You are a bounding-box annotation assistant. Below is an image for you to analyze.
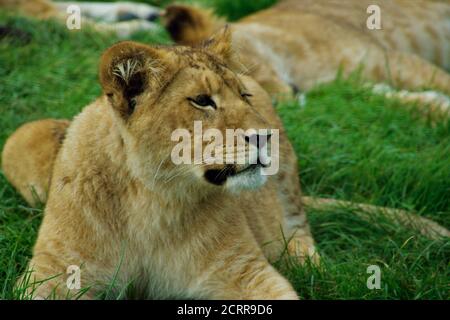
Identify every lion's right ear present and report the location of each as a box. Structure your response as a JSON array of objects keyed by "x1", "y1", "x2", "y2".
[{"x1": 99, "y1": 41, "x2": 173, "y2": 118}]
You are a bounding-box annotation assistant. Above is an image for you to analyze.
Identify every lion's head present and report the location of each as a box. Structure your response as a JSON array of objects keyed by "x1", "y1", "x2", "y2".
[{"x1": 99, "y1": 28, "x2": 278, "y2": 195}]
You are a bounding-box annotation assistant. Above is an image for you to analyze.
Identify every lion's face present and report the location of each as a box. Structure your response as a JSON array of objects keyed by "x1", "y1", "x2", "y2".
[{"x1": 99, "y1": 29, "x2": 276, "y2": 193}]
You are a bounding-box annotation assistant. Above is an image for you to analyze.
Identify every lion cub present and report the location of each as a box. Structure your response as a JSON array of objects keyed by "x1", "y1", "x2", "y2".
[{"x1": 8, "y1": 28, "x2": 316, "y2": 299}]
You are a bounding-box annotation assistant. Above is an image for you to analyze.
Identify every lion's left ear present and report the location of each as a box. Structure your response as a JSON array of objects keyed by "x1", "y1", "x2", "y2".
[
  {"x1": 99, "y1": 41, "x2": 174, "y2": 118},
  {"x1": 203, "y1": 25, "x2": 233, "y2": 62}
]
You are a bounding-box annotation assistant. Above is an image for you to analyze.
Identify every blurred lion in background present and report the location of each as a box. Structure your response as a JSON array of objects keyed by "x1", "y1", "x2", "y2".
[
  {"x1": 0, "y1": 0, "x2": 160, "y2": 37},
  {"x1": 163, "y1": 0, "x2": 450, "y2": 116}
]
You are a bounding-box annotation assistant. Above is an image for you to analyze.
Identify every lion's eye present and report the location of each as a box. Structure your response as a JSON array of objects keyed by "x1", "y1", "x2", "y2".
[
  {"x1": 241, "y1": 93, "x2": 253, "y2": 98},
  {"x1": 188, "y1": 94, "x2": 216, "y2": 109}
]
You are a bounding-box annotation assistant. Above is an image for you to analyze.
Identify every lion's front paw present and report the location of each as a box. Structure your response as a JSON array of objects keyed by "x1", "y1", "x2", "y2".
[{"x1": 287, "y1": 237, "x2": 320, "y2": 266}]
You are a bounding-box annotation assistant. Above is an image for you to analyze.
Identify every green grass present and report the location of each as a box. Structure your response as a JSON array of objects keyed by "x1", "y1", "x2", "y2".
[
  {"x1": 196, "y1": 0, "x2": 277, "y2": 21},
  {"x1": 0, "y1": 8, "x2": 449, "y2": 299},
  {"x1": 278, "y1": 79, "x2": 450, "y2": 228}
]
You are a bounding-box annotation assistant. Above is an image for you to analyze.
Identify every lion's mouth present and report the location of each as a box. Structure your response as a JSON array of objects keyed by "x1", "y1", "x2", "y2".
[{"x1": 204, "y1": 164, "x2": 260, "y2": 185}]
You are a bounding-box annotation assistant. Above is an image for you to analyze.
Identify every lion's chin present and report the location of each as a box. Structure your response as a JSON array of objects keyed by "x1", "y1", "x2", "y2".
[
  {"x1": 225, "y1": 164, "x2": 268, "y2": 192},
  {"x1": 203, "y1": 164, "x2": 268, "y2": 192}
]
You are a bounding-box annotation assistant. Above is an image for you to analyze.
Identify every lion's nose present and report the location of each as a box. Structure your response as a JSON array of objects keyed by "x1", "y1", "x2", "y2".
[{"x1": 244, "y1": 132, "x2": 272, "y2": 149}]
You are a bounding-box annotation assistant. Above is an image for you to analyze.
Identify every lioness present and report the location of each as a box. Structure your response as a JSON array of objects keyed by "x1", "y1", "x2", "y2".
[
  {"x1": 163, "y1": 0, "x2": 450, "y2": 114},
  {"x1": 6, "y1": 28, "x2": 316, "y2": 299}
]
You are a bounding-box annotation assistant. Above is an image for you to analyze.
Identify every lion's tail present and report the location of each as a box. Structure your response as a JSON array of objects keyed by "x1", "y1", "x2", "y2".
[{"x1": 302, "y1": 196, "x2": 450, "y2": 240}]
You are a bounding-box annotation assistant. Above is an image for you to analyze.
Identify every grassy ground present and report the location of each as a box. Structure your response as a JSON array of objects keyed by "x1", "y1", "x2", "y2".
[{"x1": 0, "y1": 3, "x2": 449, "y2": 299}]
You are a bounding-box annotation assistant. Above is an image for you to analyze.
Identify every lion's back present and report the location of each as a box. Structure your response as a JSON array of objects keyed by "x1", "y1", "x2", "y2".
[{"x1": 1, "y1": 118, "x2": 69, "y2": 206}]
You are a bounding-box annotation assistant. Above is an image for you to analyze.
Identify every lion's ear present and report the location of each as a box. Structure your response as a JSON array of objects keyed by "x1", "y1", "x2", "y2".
[
  {"x1": 203, "y1": 25, "x2": 233, "y2": 62},
  {"x1": 99, "y1": 41, "x2": 172, "y2": 118},
  {"x1": 203, "y1": 26, "x2": 250, "y2": 75},
  {"x1": 163, "y1": 4, "x2": 225, "y2": 46}
]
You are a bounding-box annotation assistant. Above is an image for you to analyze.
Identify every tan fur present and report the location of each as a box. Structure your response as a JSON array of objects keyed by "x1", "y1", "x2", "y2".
[
  {"x1": 163, "y1": 4, "x2": 226, "y2": 47},
  {"x1": 163, "y1": 0, "x2": 450, "y2": 112},
  {"x1": 1, "y1": 119, "x2": 70, "y2": 206},
  {"x1": 302, "y1": 197, "x2": 450, "y2": 240},
  {"x1": 0, "y1": 0, "x2": 58, "y2": 19},
  {"x1": 7, "y1": 31, "x2": 319, "y2": 299}
]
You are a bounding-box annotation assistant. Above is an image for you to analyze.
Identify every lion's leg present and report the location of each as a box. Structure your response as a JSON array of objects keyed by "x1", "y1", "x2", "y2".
[
  {"x1": 202, "y1": 267, "x2": 298, "y2": 300},
  {"x1": 282, "y1": 197, "x2": 319, "y2": 265},
  {"x1": 1, "y1": 119, "x2": 69, "y2": 207},
  {"x1": 276, "y1": 140, "x2": 319, "y2": 264},
  {"x1": 17, "y1": 255, "x2": 97, "y2": 300},
  {"x1": 195, "y1": 246, "x2": 298, "y2": 300},
  {"x1": 283, "y1": 211, "x2": 319, "y2": 265},
  {"x1": 368, "y1": 50, "x2": 450, "y2": 97},
  {"x1": 371, "y1": 83, "x2": 450, "y2": 120}
]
